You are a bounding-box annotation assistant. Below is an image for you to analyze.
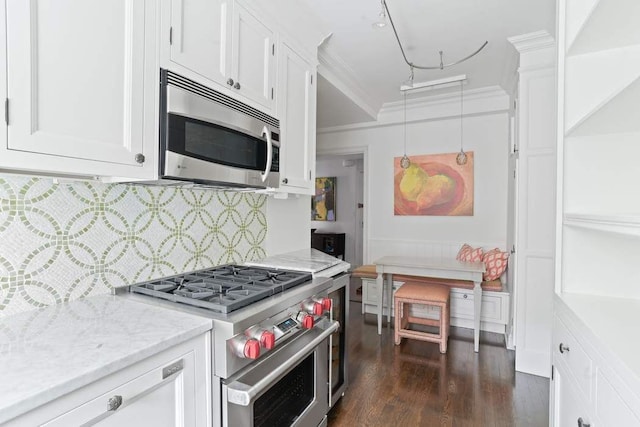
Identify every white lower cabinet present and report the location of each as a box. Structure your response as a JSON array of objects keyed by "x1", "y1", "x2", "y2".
[
  {"x1": 7, "y1": 333, "x2": 211, "y2": 427},
  {"x1": 361, "y1": 278, "x2": 510, "y2": 334},
  {"x1": 551, "y1": 363, "x2": 594, "y2": 427},
  {"x1": 551, "y1": 310, "x2": 640, "y2": 427}
]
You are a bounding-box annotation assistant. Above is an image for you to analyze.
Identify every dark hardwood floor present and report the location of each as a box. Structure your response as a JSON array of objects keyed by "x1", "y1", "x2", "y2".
[{"x1": 328, "y1": 301, "x2": 549, "y2": 427}]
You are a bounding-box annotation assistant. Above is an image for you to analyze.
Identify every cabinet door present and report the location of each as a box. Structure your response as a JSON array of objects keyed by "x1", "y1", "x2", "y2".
[
  {"x1": 551, "y1": 364, "x2": 595, "y2": 427},
  {"x1": 5, "y1": 0, "x2": 156, "y2": 178},
  {"x1": 277, "y1": 43, "x2": 316, "y2": 194},
  {"x1": 169, "y1": 0, "x2": 230, "y2": 87},
  {"x1": 231, "y1": 2, "x2": 276, "y2": 111},
  {"x1": 0, "y1": 0, "x2": 6, "y2": 153}
]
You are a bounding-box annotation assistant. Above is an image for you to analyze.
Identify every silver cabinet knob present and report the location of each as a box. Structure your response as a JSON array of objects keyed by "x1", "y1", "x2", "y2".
[
  {"x1": 107, "y1": 395, "x2": 123, "y2": 411},
  {"x1": 227, "y1": 78, "x2": 234, "y2": 86},
  {"x1": 234, "y1": 82, "x2": 241, "y2": 89},
  {"x1": 134, "y1": 153, "x2": 145, "y2": 164},
  {"x1": 463, "y1": 294, "x2": 468, "y2": 299},
  {"x1": 577, "y1": 417, "x2": 590, "y2": 427},
  {"x1": 559, "y1": 343, "x2": 570, "y2": 354}
]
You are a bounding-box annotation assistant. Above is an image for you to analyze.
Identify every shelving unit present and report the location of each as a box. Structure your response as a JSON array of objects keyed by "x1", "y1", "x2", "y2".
[
  {"x1": 558, "y1": 0, "x2": 640, "y2": 298},
  {"x1": 553, "y1": 0, "x2": 640, "y2": 424}
]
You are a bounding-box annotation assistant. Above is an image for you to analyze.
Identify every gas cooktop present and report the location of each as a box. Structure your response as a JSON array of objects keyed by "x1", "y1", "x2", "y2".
[{"x1": 130, "y1": 265, "x2": 312, "y2": 313}]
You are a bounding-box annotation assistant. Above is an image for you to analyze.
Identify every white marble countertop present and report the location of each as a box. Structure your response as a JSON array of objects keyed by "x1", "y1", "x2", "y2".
[
  {"x1": 0, "y1": 294, "x2": 213, "y2": 424},
  {"x1": 246, "y1": 248, "x2": 350, "y2": 276}
]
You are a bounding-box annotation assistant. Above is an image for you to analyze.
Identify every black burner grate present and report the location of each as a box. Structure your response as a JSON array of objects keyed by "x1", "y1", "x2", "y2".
[{"x1": 130, "y1": 264, "x2": 312, "y2": 313}]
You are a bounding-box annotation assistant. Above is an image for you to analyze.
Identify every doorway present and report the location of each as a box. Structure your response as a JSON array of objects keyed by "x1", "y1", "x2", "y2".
[{"x1": 313, "y1": 152, "x2": 366, "y2": 301}]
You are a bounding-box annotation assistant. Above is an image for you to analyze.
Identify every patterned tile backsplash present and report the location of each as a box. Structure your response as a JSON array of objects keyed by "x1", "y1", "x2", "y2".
[{"x1": 0, "y1": 175, "x2": 267, "y2": 317}]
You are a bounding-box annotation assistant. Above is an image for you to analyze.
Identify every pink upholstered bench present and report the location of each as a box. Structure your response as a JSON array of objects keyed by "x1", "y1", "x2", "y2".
[{"x1": 394, "y1": 281, "x2": 450, "y2": 353}]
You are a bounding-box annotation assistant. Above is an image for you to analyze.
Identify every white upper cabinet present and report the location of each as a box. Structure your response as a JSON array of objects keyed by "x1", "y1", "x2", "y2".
[
  {"x1": 276, "y1": 42, "x2": 316, "y2": 194},
  {"x1": 3, "y1": 0, "x2": 158, "y2": 179},
  {"x1": 168, "y1": 0, "x2": 230, "y2": 87},
  {"x1": 164, "y1": 0, "x2": 276, "y2": 113},
  {"x1": 231, "y1": 2, "x2": 276, "y2": 111}
]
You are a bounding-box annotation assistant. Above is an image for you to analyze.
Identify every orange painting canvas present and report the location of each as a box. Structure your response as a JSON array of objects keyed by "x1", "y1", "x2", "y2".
[{"x1": 394, "y1": 152, "x2": 474, "y2": 216}]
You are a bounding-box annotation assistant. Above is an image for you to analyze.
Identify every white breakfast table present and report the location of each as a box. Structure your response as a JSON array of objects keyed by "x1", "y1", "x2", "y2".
[{"x1": 374, "y1": 256, "x2": 486, "y2": 352}]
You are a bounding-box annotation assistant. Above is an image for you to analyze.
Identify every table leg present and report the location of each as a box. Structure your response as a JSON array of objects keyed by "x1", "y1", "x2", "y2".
[
  {"x1": 376, "y1": 272, "x2": 384, "y2": 335},
  {"x1": 473, "y1": 281, "x2": 482, "y2": 352},
  {"x1": 386, "y1": 273, "x2": 393, "y2": 326}
]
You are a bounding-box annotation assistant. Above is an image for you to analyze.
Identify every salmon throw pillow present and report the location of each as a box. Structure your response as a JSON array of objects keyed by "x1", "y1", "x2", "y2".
[
  {"x1": 482, "y1": 249, "x2": 509, "y2": 281},
  {"x1": 456, "y1": 244, "x2": 484, "y2": 262}
]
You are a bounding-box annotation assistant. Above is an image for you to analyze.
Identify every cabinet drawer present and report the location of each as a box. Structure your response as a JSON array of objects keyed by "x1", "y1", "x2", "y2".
[
  {"x1": 596, "y1": 370, "x2": 639, "y2": 426},
  {"x1": 362, "y1": 278, "x2": 403, "y2": 307},
  {"x1": 553, "y1": 316, "x2": 593, "y2": 402},
  {"x1": 449, "y1": 290, "x2": 508, "y2": 324}
]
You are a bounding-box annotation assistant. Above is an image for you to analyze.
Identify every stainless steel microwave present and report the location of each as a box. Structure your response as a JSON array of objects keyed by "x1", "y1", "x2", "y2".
[{"x1": 155, "y1": 69, "x2": 280, "y2": 190}]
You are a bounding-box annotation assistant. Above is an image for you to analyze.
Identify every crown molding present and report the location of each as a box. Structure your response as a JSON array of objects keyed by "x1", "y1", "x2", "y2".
[
  {"x1": 317, "y1": 86, "x2": 509, "y2": 134},
  {"x1": 508, "y1": 30, "x2": 555, "y2": 53},
  {"x1": 317, "y1": 47, "x2": 380, "y2": 120}
]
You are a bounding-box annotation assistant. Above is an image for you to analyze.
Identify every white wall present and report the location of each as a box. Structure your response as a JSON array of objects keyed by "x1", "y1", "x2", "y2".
[
  {"x1": 312, "y1": 156, "x2": 362, "y2": 264},
  {"x1": 317, "y1": 88, "x2": 510, "y2": 263},
  {"x1": 265, "y1": 195, "x2": 312, "y2": 255}
]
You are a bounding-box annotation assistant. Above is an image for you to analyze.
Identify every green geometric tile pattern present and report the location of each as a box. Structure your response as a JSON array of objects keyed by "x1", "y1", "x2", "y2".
[{"x1": 0, "y1": 175, "x2": 267, "y2": 317}]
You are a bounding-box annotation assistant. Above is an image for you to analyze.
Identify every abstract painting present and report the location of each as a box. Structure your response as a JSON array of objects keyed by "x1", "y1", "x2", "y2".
[
  {"x1": 312, "y1": 177, "x2": 336, "y2": 221},
  {"x1": 394, "y1": 152, "x2": 474, "y2": 216}
]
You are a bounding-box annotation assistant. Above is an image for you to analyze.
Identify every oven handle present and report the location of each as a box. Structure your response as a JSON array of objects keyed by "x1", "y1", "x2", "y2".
[{"x1": 226, "y1": 320, "x2": 339, "y2": 406}]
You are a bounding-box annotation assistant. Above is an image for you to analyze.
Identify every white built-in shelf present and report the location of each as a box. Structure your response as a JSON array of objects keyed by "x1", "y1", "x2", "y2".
[
  {"x1": 567, "y1": 78, "x2": 640, "y2": 137},
  {"x1": 567, "y1": 0, "x2": 640, "y2": 55},
  {"x1": 564, "y1": 45, "x2": 640, "y2": 134},
  {"x1": 564, "y1": 213, "x2": 640, "y2": 237},
  {"x1": 564, "y1": 0, "x2": 600, "y2": 53}
]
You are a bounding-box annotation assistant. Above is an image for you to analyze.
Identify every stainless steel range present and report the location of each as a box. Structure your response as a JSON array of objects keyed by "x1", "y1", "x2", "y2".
[{"x1": 122, "y1": 264, "x2": 338, "y2": 427}]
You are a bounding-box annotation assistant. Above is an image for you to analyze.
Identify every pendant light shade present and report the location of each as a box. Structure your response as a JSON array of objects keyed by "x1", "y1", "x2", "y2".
[{"x1": 372, "y1": 0, "x2": 387, "y2": 29}]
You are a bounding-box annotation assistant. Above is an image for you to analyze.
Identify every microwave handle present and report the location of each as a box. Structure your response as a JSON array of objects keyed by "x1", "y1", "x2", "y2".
[{"x1": 260, "y1": 126, "x2": 272, "y2": 182}]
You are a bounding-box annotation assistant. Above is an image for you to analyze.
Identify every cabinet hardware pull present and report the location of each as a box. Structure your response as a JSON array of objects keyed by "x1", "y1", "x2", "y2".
[
  {"x1": 559, "y1": 343, "x2": 570, "y2": 354},
  {"x1": 577, "y1": 417, "x2": 590, "y2": 427},
  {"x1": 107, "y1": 395, "x2": 123, "y2": 411},
  {"x1": 282, "y1": 178, "x2": 288, "y2": 184},
  {"x1": 463, "y1": 294, "x2": 468, "y2": 299},
  {"x1": 234, "y1": 82, "x2": 241, "y2": 90},
  {"x1": 134, "y1": 153, "x2": 145, "y2": 164},
  {"x1": 162, "y1": 359, "x2": 184, "y2": 379},
  {"x1": 227, "y1": 78, "x2": 234, "y2": 86},
  {"x1": 4, "y1": 98, "x2": 8, "y2": 125},
  {"x1": 169, "y1": 27, "x2": 173, "y2": 45}
]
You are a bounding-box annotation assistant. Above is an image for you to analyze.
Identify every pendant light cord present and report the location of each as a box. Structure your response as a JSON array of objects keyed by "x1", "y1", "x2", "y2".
[
  {"x1": 460, "y1": 80, "x2": 463, "y2": 152},
  {"x1": 403, "y1": 91, "x2": 407, "y2": 155}
]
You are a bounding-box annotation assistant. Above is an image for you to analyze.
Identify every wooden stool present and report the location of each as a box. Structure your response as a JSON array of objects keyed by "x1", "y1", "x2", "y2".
[{"x1": 394, "y1": 282, "x2": 450, "y2": 353}]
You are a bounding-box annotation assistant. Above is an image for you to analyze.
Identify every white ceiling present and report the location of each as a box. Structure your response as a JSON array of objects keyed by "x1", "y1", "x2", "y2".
[{"x1": 301, "y1": 0, "x2": 556, "y2": 128}]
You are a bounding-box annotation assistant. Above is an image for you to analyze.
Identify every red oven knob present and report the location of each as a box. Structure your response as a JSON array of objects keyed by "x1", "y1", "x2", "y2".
[
  {"x1": 244, "y1": 339, "x2": 260, "y2": 359},
  {"x1": 312, "y1": 302, "x2": 323, "y2": 316},
  {"x1": 302, "y1": 315, "x2": 314, "y2": 329},
  {"x1": 301, "y1": 299, "x2": 323, "y2": 316},
  {"x1": 260, "y1": 331, "x2": 275, "y2": 350},
  {"x1": 321, "y1": 297, "x2": 332, "y2": 311}
]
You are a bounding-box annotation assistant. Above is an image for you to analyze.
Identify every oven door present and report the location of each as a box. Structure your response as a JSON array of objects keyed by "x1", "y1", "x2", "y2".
[{"x1": 222, "y1": 319, "x2": 339, "y2": 427}]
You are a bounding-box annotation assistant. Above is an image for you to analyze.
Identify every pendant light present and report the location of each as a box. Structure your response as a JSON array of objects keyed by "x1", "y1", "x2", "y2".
[
  {"x1": 372, "y1": 0, "x2": 387, "y2": 29},
  {"x1": 456, "y1": 80, "x2": 468, "y2": 166},
  {"x1": 400, "y1": 91, "x2": 410, "y2": 169}
]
